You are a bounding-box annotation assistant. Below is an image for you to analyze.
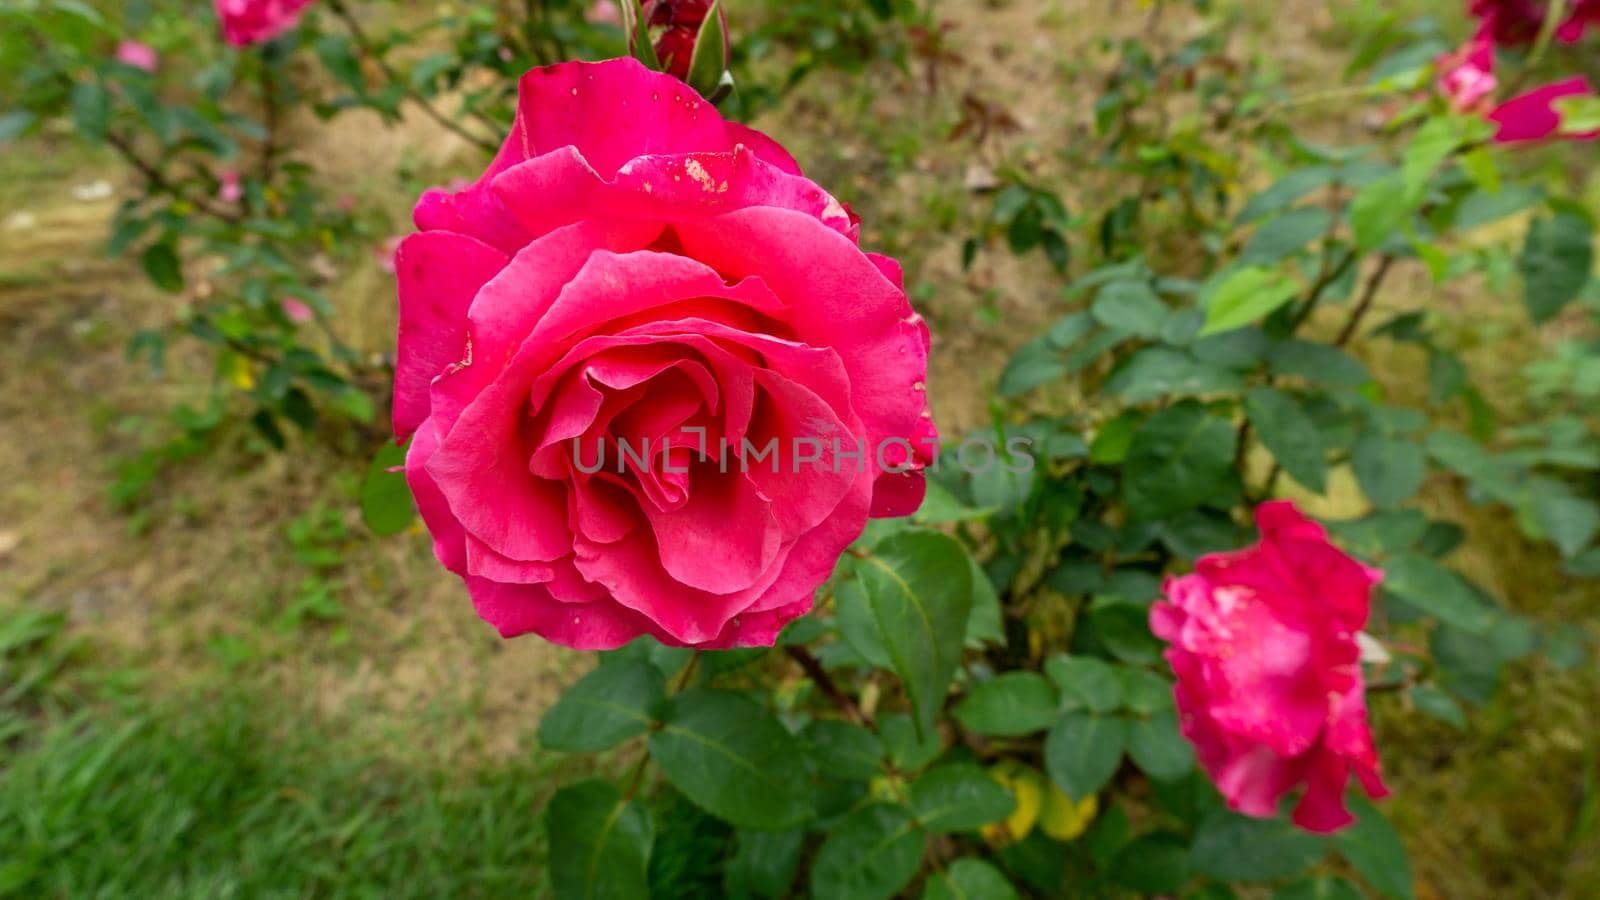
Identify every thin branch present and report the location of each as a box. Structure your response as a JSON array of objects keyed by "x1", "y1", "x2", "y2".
[
  {"x1": 786, "y1": 645, "x2": 867, "y2": 725},
  {"x1": 325, "y1": 0, "x2": 499, "y2": 153},
  {"x1": 106, "y1": 131, "x2": 242, "y2": 222},
  {"x1": 1336, "y1": 254, "x2": 1398, "y2": 347}
]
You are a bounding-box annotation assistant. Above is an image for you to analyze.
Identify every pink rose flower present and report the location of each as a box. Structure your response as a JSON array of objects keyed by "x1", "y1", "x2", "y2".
[
  {"x1": 115, "y1": 41, "x2": 160, "y2": 73},
  {"x1": 214, "y1": 0, "x2": 315, "y2": 48},
  {"x1": 586, "y1": 0, "x2": 622, "y2": 25},
  {"x1": 1469, "y1": 0, "x2": 1600, "y2": 45},
  {"x1": 1436, "y1": 30, "x2": 1497, "y2": 113},
  {"x1": 1489, "y1": 75, "x2": 1599, "y2": 142},
  {"x1": 218, "y1": 170, "x2": 243, "y2": 204},
  {"x1": 395, "y1": 59, "x2": 934, "y2": 651},
  {"x1": 643, "y1": 0, "x2": 717, "y2": 80},
  {"x1": 1151, "y1": 501, "x2": 1389, "y2": 834},
  {"x1": 281, "y1": 296, "x2": 314, "y2": 323}
]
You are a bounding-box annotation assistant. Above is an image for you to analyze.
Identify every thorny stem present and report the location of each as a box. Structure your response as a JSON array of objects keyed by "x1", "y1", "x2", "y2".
[
  {"x1": 786, "y1": 645, "x2": 867, "y2": 725},
  {"x1": 106, "y1": 131, "x2": 242, "y2": 223},
  {"x1": 325, "y1": 0, "x2": 499, "y2": 153}
]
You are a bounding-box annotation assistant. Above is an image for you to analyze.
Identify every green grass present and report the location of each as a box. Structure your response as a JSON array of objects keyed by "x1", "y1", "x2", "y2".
[{"x1": 0, "y1": 613, "x2": 571, "y2": 899}]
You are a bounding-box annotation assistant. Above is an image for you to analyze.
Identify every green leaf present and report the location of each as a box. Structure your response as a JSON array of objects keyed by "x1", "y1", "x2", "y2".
[
  {"x1": 1189, "y1": 810, "x2": 1327, "y2": 881},
  {"x1": 1200, "y1": 266, "x2": 1305, "y2": 337},
  {"x1": 0, "y1": 110, "x2": 35, "y2": 143},
  {"x1": 1237, "y1": 167, "x2": 1337, "y2": 224},
  {"x1": 1104, "y1": 348, "x2": 1246, "y2": 404},
  {"x1": 1245, "y1": 388, "x2": 1328, "y2": 492},
  {"x1": 1240, "y1": 207, "x2": 1332, "y2": 265},
  {"x1": 998, "y1": 338, "x2": 1066, "y2": 397},
  {"x1": 1088, "y1": 602, "x2": 1164, "y2": 664},
  {"x1": 723, "y1": 828, "x2": 804, "y2": 899},
  {"x1": 1401, "y1": 116, "x2": 1463, "y2": 205},
  {"x1": 359, "y1": 441, "x2": 416, "y2": 537},
  {"x1": 1519, "y1": 212, "x2": 1594, "y2": 323},
  {"x1": 649, "y1": 689, "x2": 813, "y2": 830},
  {"x1": 964, "y1": 557, "x2": 1005, "y2": 648},
  {"x1": 69, "y1": 80, "x2": 110, "y2": 142},
  {"x1": 804, "y1": 720, "x2": 884, "y2": 782},
  {"x1": 922, "y1": 858, "x2": 1020, "y2": 900},
  {"x1": 685, "y1": 1, "x2": 730, "y2": 102},
  {"x1": 1266, "y1": 340, "x2": 1372, "y2": 386},
  {"x1": 953, "y1": 673, "x2": 1059, "y2": 736},
  {"x1": 880, "y1": 712, "x2": 945, "y2": 772},
  {"x1": 1533, "y1": 491, "x2": 1600, "y2": 558},
  {"x1": 1126, "y1": 710, "x2": 1195, "y2": 780},
  {"x1": 1409, "y1": 684, "x2": 1466, "y2": 729},
  {"x1": 539, "y1": 661, "x2": 665, "y2": 752},
  {"x1": 1122, "y1": 401, "x2": 1237, "y2": 521},
  {"x1": 1333, "y1": 795, "x2": 1414, "y2": 900},
  {"x1": 1091, "y1": 281, "x2": 1170, "y2": 338},
  {"x1": 1045, "y1": 655, "x2": 1123, "y2": 713},
  {"x1": 1275, "y1": 877, "x2": 1366, "y2": 900},
  {"x1": 853, "y1": 531, "x2": 974, "y2": 738},
  {"x1": 1350, "y1": 172, "x2": 1409, "y2": 252},
  {"x1": 909, "y1": 764, "x2": 1016, "y2": 833},
  {"x1": 546, "y1": 779, "x2": 654, "y2": 900},
  {"x1": 1352, "y1": 431, "x2": 1427, "y2": 508},
  {"x1": 1111, "y1": 832, "x2": 1191, "y2": 894},
  {"x1": 141, "y1": 243, "x2": 184, "y2": 294},
  {"x1": 1554, "y1": 94, "x2": 1600, "y2": 132},
  {"x1": 1383, "y1": 555, "x2": 1498, "y2": 634},
  {"x1": 1044, "y1": 712, "x2": 1128, "y2": 798},
  {"x1": 810, "y1": 804, "x2": 925, "y2": 900}
]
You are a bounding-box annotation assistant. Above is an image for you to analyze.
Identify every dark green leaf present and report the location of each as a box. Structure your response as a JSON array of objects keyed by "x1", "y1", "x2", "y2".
[
  {"x1": 547, "y1": 779, "x2": 654, "y2": 900},
  {"x1": 141, "y1": 243, "x2": 184, "y2": 293},
  {"x1": 1044, "y1": 712, "x2": 1128, "y2": 798},
  {"x1": 1122, "y1": 402, "x2": 1236, "y2": 520},
  {"x1": 1091, "y1": 281, "x2": 1170, "y2": 338},
  {"x1": 999, "y1": 338, "x2": 1066, "y2": 397},
  {"x1": 1126, "y1": 710, "x2": 1195, "y2": 780},
  {"x1": 1237, "y1": 167, "x2": 1337, "y2": 224},
  {"x1": 649, "y1": 689, "x2": 813, "y2": 829},
  {"x1": 359, "y1": 441, "x2": 416, "y2": 537},
  {"x1": 810, "y1": 804, "x2": 925, "y2": 900},
  {"x1": 540, "y1": 661, "x2": 665, "y2": 752},
  {"x1": 953, "y1": 673, "x2": 1059, "y2": 737},
  {"x1": 1519, "y1": 212, "x2": 1594, "y2": 323},
  {"x1": 1333, "y1": 794, "x2": 1414, "y2": 900},
  {"x1": 1111, "y1": 832, "x2": 1191, "y2": 894},
  {"x1": 1189, "y1": 810, "x2": 1327, "y2": 881},
  {"x1": 1266, "y1": 341, "x2": 1371, "y2": 386},
  {"x1": 922, "y1": 858, "x2": 1019, "y2": 900},
  {"x1": 880, "y1": 713, "x2": 945, "y2": 772},
  {"x1": 1240, "y1": 207, "x2": 1332, "y2": 265},
  {"x1": 909, "y1": 764, "x2": 1015, "y2": 833},
  {"x1": 1409, "y1": 684, "x2": 1466, "y2": 729},
  {"x1": 805, "y1": 720, "x2": 884, "y2": 782},
  {"x1": 1245, "y1": 388, "x2": 1328, "y2": 492},
  {"x1": 1352, "y1": 432, "x2": 1427, "y2": 508},
  {"x1": 853, "y1": 531, "x2": 974, "y2": 737},
  {"x1": 1045, "y1": 655, "x2": 1122, "y2": 713},
  {"x1": 70, "y1": 80, "x2": 111, "y2": 142},
  {"x1": 723, "y1": 827, "x2": 804, "y2": 899},
  {"x1": 1384, "y1": 555, "x2": 1498, "y2": 633},
  {"x1": 1104, "y1": 348, "x2": 1246, "y2": 404},
  {"x1": 1274, "y1": 877, "x2": 1365, "y2": 900}
]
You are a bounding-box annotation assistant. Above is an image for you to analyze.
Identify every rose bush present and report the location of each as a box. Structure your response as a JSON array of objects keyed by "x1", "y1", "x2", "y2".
[
  {"x1": 1153, "y1": 502, "x2": 1388, "y2": 834},
  {"x1": 396, "y1": 58, "x2": 934, "y2": 650}
]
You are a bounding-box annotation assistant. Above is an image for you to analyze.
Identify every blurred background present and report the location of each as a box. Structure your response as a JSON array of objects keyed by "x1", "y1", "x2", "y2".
[{"x1": 2, "y1": 0, "x2": 1597, "y2": 896}]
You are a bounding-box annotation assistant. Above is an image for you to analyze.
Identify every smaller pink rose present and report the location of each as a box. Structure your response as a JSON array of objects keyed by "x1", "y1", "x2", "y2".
[
  {"x1": 281, "y1": 296, "x2": 314, "y2": 323},
  {"x1": 1151, "y1": 501, "x2": 1389, "y2": 834},
  {"x1": 218, "y1": 170, "x2": 244, "y2": 204},
  {"x1": 214, "y1": 0, "x2": 315, "y2": 48},
  {"x1": 586, "y1": 0, "x2": 622, "y2": 25},
  {"x1": 1436, "y1": 31, "x2": 1497, "y2": 113},
  {"x1": 115, "y1": 41, "x2": 160, "y2": 74},
  {"x1": 1489, "y1": 76, "x2": 1599, "y2": 143},
  {"x1": 376, "y1": 235, "x2": 404, "y2": 275}
]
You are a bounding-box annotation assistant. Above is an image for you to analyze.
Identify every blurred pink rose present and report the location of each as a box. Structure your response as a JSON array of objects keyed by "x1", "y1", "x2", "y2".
[
  {"x1": 1151, "y1": 501, "x2": 1389, "y2": 834},
  {"x1": 1469, "y1": 0, "x2": 1600, "y2": 45},
  {"x1": 1489, "y1": 76, "x2": 1599, "y2": 142},
  {"x1": 115, "y1": 41, "x2": 160, "y2": 73},
  {"x1": 586, "y1": 0, "x2": 622, "y2": 25},
  {"x1": 218, "y1": 170, "x2": 243, "y2": 204},
  {"x1": 395, "y1": 59, "x2": 933, "y2": 650},
  {"x1": 1436, "y1": 30, "x2": 1497, "y2": 112},
  {"x1": 281, "y1": 297, "x2": 314, "y2": 323},
  {"x1": 214, "y1": 0, "x2": 315, "y2": 48}
]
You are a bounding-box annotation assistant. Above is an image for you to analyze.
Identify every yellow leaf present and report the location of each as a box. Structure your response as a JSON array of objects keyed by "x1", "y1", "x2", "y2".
[
  {"x1": 1039, "y1": 781, "x2": 1098, "y2": 841},
  {"x1": 981, "y1": 762, "x2": 1044, "y2": 845}
]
